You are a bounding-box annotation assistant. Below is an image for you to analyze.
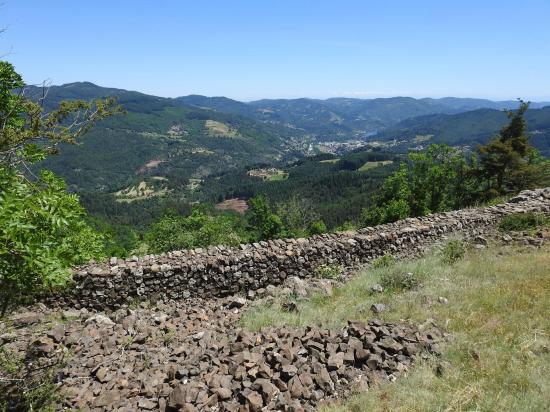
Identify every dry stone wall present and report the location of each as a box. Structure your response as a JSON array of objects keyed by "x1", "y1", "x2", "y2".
[{"x1": 51, "y1": 188, "x2": 550, "y2": 309}]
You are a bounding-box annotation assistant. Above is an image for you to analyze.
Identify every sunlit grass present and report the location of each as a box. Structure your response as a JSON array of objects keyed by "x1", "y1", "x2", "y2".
[{"x1": 241, "y1": 243, "x2": 550, "y2": 411}]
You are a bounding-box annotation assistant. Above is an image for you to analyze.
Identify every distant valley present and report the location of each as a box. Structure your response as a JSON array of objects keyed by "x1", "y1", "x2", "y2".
[
  {"x1": 34, "y1": 82, "x2": 550, "y2": 195},
  {"x1": 27, "y1": 82, "x2": 550, "y2": 232}
]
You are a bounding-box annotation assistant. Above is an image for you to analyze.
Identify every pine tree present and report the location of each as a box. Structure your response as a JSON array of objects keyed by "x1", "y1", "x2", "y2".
[{"x1": 477, "y1": 100, "x2": 547, "y2": 196}]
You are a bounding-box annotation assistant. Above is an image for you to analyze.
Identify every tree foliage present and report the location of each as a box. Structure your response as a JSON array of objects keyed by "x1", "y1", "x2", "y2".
[
  {"x1": 144, "y1": 208, "x2": 246, "y2": 253},
  {"x1": 0, "y1": 168, "x2": 105, "y2": 312},
  {"x1": 247, "y1": 195, "x2": 284, "y2": 241},
  {"x1": 361, "y1": 144, "x2": 473, "y2": 226},
  {"x1": 0, "y1": 61, "x2": 120, "y2": 312},
  {"x1": 477, "y1": 100, "x2": 549, "y2": 197}
]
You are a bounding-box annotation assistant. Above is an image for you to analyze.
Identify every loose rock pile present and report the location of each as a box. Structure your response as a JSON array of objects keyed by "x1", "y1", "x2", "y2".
[{"x1": 1, "y1": 297, "x2": 440, "y2": 411}]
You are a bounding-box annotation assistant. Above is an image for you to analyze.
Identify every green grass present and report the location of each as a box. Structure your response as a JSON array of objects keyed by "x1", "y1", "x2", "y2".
[
  {"x1": 358, "y1": 160, "x2": 394, "y2": 172},
  {"x1": 241, "y1": 243, "x2": 550, "y2": 411},
  {"x1": 266, "y1": 171, "x2": 289, "y2": 181},
  {"x1": 499, "y1": 212, "x2": 550, "y2": 233}
]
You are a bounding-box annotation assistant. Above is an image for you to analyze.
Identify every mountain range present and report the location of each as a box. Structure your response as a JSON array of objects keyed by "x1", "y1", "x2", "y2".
[{"x1": 31, "y1": 82, "x2": 550, "y2": 195}]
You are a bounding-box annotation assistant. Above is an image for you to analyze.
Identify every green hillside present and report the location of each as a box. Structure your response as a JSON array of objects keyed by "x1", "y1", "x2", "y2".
[
  {"x1": 376, "y1": 107, "x2": 550, "y2": 155},
  {"x1": 33, "y1": 83, "x2": 306, "y2": 193}
]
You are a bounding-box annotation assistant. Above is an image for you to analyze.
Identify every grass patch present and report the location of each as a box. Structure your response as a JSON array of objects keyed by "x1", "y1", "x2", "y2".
[
  {"x1": 440, "y1": 239, "x2": 466, "y2": 264},
  {"x1": 315, "y1": 264, "x2": 342, "y2": 280},
  {"x1": 499, "y1": 212, "x2": 550, "y2": 233},
  {"x1": 241, "y1": 243, "x2": 550, "y2": 411},
  {"x1": 358, "y1": 160, "x2": 393, "y2": 172}
]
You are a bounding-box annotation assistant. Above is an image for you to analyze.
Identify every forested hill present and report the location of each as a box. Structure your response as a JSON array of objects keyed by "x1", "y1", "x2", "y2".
[
  {"x1": 179, "y1": 94, "x2": 550, "y2": 141},
  {"x1": 32, "y1": 82, "x2": 306, "y2": 193},
  {"x1": 375, "y1": 106, "x2": 550, "y2": 156},
  {"x1": 31, "y1": 82, "x2": 550, "y2": 195}
]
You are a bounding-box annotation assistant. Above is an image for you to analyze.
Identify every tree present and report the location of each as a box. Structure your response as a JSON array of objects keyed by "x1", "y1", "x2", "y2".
[
  {"x1": 477, "y1": 100, "x2": 549, "y2": 196},
  {"x1": 361, "y1": 144, "x2": 474, "y2": 226},
  {"x1": 145, "y1": 208, "x2": 246, "y2": 253},
  {"x1": 0, "y1": 61, "x2": 121, "y2": 313},
  {"x1": 247, "y1": 195, "x2": 283, "y2": 240},
  {"x1": 276, "y1": 195, "x2": 321, "y2": 237}
]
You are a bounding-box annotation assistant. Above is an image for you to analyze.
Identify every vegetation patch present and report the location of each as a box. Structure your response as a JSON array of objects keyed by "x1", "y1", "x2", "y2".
[
  {"x1": 440, "y1": 239, "x2": 466, "y2": 264},
  {"x1": 499, "y1": 212, "x2": 550, "y2": 233},
  {"x1": 247, "y1": 168, "x2": 288, "y2": 181},
  {"x1": 215, "y1": 198, "x2": 249, "y2": 214},
  {"x1": 242, "y1": 244, "x2": 550, "y2": 411},
  {"x1": 358, "y1": 160, "x2": 394, "y2": 172},
  {"x1": 114, "y1": 181, "x2": 170, "y2": 203},
  {"x1": 412, "y1": 134, "x2": 433, "y2": 143},
  {"x1": 314, "y1": 264, "x2": 342, "y2": 279},
  {"x1": 204, "y1": 120, "x2": 240, "y2": 137}
]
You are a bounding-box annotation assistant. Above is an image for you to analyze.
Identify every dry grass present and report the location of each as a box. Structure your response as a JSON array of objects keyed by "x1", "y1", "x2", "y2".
[
  {"x1": 204, "y1": 120, "x2": 240, "y2": 137},
  {"x1": 241, "y1": 243, "x2": 550, "y2": 411},
  {"x1": 358, "y1": 160, "x2": 394, "y2": 172}
]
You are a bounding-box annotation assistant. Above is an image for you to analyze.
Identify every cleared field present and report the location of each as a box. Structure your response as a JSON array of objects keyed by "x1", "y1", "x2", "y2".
[
  {"x1": 241, "y1": 242, "x2": 550, "y2": 411},
  {"x1": 204, "y1": 120, "x2": 240, "y2": 137},
  {"x1": 358, "y1": 160, "x2": 394, "y2": 172},
  {"x1": 215, "y1": 198, "x2": 249, "y2": 214},
  {"x1": 114, "y1": 181, "x2": 169, "y2": 203},
  {"x1": 247, "y1": 168, "x2": 288, "y2": 181}
]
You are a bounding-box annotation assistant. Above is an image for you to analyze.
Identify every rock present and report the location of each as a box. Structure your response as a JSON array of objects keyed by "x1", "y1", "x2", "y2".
[
  {"x1": 508, "y1": 194, "x2": 529, "y2": 203},
  {"x1": 245, "y1": 390, "x2": 264, "y2": 411},
  {"x1": 137, "y1": 398, "x2": 157, "y2": 410},
  {"x1": 94, "y1": 367, "x2": 109, "y2": 383},
  {"x1": 227, "y1": 297, "x2": 247, "y2": 309},
  {"x1": 62, "y1": 309, "x2": 81, "y2": 320},
  {"x1": 93, "y1": 390, "x2": 120, "y2": 407},
  {"x1": 0, "y1": 332, "x2": 17, "y2": 343},
  {"x1": 11, "y1": 311, "x2": 41, "y2": 326},
  {"x1": 371, "y1": 303, "x2": 386, "y2": 313},
  {"x1": 281, "y1": 300, "x2": 298, "y2": 312},
  {"x1": 286, "y1": 276, "x2": 308, "y2": 297},
  {"x1": 30, "y1": 336, "x2": 55, "y2": 357},
  {"x1": 327, "y1": 352, "x2": 345, "y2": 370},
  {"x1": 47, "y1": 324, "x2": 65, "y2": 343},
  {"x1": 502, "y1": 234, "x2": 513, "y2": 242},
  {"x1": 168, "y1": 385, "x2": 187, "y2": 410},
  {"x1": 85, "y1": 314, "x2": 115, "y2": 326},
  {"x1": 213, "y1": 387, "x2": 232, "y2": 400},
  {"x1": 474, "y1": 235, "x2": 488, "y2": 245}
]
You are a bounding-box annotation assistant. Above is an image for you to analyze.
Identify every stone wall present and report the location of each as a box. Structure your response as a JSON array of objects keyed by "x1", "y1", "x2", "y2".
[{"x1": 50, "y1": 188, "x2": 550, "y2": 309}]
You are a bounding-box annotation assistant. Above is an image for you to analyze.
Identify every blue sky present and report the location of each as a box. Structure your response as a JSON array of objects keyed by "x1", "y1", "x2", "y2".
[{"x1": 2, "y1": 1, "x2": 549, "y2": 101}]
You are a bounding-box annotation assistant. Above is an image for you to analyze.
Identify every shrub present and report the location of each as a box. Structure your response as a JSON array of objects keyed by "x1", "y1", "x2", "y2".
[
  {"x1": 145, "y1": 208, "x2": 246, "y2": 253},
  {"x1": 0, "y1": 168, "x2": 106, "y2": 314},
  {"x1": 441, "y1": 239, "x2": 466, "y2": 264},
  {"x1": 315, "y1": 264, "x2": 342, "y2": 279},
  {"x1": 380, "y1": 270, "x2": 420, "y2": 291},
  {"x1": 499, "y1": 212, "x2": 549, "y2": 232},
  {"x1": 372, "y1": 254, "x2": 395, "y2": 269},
  {"x1": 309, "y1": 220, "x2": 327, "y2": 235}
]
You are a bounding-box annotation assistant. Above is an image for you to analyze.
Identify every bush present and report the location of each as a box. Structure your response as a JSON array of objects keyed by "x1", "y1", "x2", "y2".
[
  {"x1": 309, "y1": 220, "x2": 327, "y2": 235},
  {"x1": 145, "y1": 208, "x2": 246, "y2": 253},
  {"x1": 372, "y1": 254, "x2": 395, "y2": 269},
  {"x1": 315, "y1": 264, "x2": 342, "y2": 279},
  {"x1": 0, "y1": 168, "x2": 106, "y2": 314},
  {"x1": 499, "y1": 212, "x2": 549, "y2": 232},
  {"x1": 380, "y1": 270, "x2": 421, "y2": 291},
  {"x1": 441, "y1": 239, "x2": 466, "y2": 264}
]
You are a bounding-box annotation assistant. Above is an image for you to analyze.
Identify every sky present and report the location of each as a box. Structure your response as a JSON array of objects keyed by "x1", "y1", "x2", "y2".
[{"x1": 1, "y1": 0, "x2": 550, "y2": 101}]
